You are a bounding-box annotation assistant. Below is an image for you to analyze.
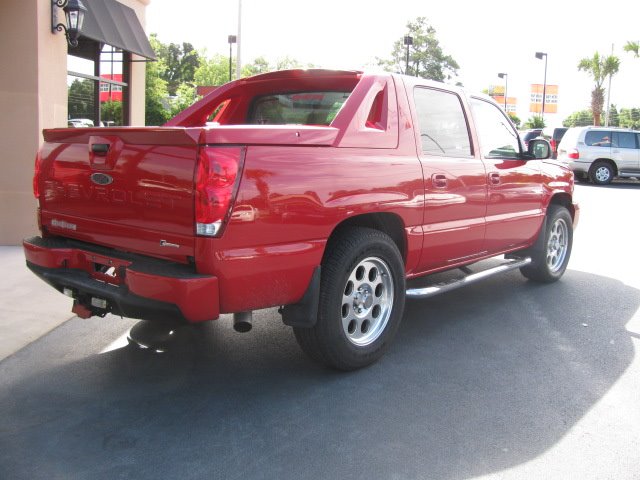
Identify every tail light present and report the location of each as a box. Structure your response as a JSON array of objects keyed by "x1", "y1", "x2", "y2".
[
  {"x1": 550, "y1": 139, "x2": 557, "y2": 151},
  {"x1": 195, "y1": 146, "x2": 244, "y2": 237},
  {"x1": 33, "y1": 152, "x2": 42, "y2": 199},
  {"x1": 567, "y1": 149, "x2": 580, "y2": 160}
]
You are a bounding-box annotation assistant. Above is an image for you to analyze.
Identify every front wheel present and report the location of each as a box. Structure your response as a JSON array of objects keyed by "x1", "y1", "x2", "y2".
[
  {"x1": 294, "y1": 227, "x2": 405, "y2": 371},
  {"x1": 520, "y1": 205, "x2": 573, "y2": 283}
]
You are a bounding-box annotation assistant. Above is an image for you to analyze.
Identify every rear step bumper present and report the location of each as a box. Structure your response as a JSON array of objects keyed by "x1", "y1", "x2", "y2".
[
  {"x1": 406, "y1": 257, "x2": 531, "y2": 299},
  {"x1": 23, "y1": 237, "x2": 219, "y2": 323}
]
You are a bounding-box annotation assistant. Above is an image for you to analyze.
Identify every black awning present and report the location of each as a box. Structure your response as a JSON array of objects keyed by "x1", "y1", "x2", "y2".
[{"x1": 79, "y1": 0, "x2": 156, "y2": 60}]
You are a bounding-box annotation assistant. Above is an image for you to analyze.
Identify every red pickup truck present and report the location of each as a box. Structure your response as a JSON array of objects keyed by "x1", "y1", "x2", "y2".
[{"x1": 25, "y1": 69, "x2": 578, "y2": 370}]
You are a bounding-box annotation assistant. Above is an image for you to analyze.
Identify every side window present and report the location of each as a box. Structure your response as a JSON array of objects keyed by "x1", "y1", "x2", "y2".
[
  {"x1": 585, "y1": 131, "x2": 612, "y2": 147},
  {"x1": 612, "y1": 132, "x2": 638, "y2": 149},
  {"x1": 470, "y1": 98, "x2": 520, "y2": 159},
  {"x1": 413, "y1": 87, "x2": 472, "y2": 157}
]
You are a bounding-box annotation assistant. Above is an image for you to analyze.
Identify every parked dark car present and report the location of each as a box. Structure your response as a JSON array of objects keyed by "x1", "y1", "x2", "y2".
[
  {"x1": 520, "y1": 128, "x2": 543, "y2": 149},
  {"x1": 543, "y1": 127, "x2": 568, "y2": 159}
]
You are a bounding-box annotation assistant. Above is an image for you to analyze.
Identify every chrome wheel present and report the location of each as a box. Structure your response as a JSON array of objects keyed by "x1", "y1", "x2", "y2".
[
  {"x1": 594, "y1": 164, "x2": 612, "y2": 183},
  {"x1": 546, "y1": 217, "x2": 569, "y2": 273},
  {"x1": 520, "y1": 205, "x2": 573, "y2": 283},
  {"x1": 293, "y1": 227, "x2": 406, "y2": 370},
  {"x1": 341, "y1": 257, "x2": 394, "y2": 346}
]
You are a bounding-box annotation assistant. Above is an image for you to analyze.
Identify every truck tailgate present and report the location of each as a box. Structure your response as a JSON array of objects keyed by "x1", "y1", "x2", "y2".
[{"x1": 38, "y1": 128, "x2": 201, "y2": 262}]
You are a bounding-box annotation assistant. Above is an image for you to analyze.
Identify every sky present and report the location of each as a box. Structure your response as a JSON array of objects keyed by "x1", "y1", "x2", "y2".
[{"x1": 146, "y1": 0, "x2": 640, "y2": 125}]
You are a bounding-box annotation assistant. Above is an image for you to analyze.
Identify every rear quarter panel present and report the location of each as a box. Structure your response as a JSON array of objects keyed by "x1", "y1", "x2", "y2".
[{"x1": 196, "y1": 145, "x2": 425, "y2": 313}]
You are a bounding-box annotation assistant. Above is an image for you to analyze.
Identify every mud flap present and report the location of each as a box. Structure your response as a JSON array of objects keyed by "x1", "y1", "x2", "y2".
[{"x1": 280, "y1": 266, "x2": 321, "y2": 328}]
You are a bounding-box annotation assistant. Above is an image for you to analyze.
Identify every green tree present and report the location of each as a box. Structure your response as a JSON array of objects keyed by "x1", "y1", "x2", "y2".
[
  {"x1": 151, "y1": 34, "x2": 202, "y2": 95},
  {"x1": 508, "y1": 113, "x2": 521, "y2": 129},
  {"x1": 618, "y1": 108, "x2": 640, "y2": 129},
  {"x1": 274, "y1": 56, "x2": 306, "y2": 71},
  {"x1": 378, "y1": 17, "x2": 459, "y2": 82},
  {"x1": 523, "y1": 115, "x2": 545, "y2": 129},
  {"x1": 170, "y1": 83, "x2": 196, "y2": 117},
  {"x1": 242, "y1": 56, "x2": 271, "y2": 77},
  {"x1": 145, "y1": 35, "x2": 171, "y2": 125},
  {"x1": 180, "y1": 43, "x2": 201, "y2": 86},
  {"x1": 608, "y1": 104, "x2": 619, "y2": 127},
  {"x1": 577, "y1": 52, "x2": 620, "y2": 126},
  {"x1": 624, "y1": 41, "x2": 639, "y2": 58},
  {"x1": 562, "y1": 110, "x2": 594, "y2": 127},
  {"x1": 242, "y1": 56, "x2": 314, "y2": 77},
  {"x1": 101, "y1": 101, "x2": 122, "y2": 126},
  {"x1": 68, "y1": 78, "x2": 95, "y2": 121},
  {"x1": 194, "y1": 54, "x2": 232, "y2": 86}
]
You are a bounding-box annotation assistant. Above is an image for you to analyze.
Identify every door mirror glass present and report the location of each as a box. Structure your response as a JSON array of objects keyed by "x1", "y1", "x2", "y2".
[{"x1": 528, "y1": 138, "x2": 551, "y2": 159}]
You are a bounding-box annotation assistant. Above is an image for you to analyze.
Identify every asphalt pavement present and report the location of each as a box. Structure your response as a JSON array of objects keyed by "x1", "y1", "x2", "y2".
[{"x1": 1, "y1": 182, "x2": 639, "y2": 479}]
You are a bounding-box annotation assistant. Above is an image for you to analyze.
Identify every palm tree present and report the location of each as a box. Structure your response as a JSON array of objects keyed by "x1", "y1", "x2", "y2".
[
  {"x1": 624, "y1": 41, "x2": 639, "y2": 58},
  {"x1": 577, "y1": 52, "x2": 620, "y2": 126}
]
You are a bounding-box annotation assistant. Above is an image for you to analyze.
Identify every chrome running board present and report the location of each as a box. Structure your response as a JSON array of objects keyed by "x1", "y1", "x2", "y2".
[{"x1": 406, "y1": 257, "x2": 532, "y2": 299}]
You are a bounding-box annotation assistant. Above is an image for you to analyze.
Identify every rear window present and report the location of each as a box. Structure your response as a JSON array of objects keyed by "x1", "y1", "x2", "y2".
[
  {"x1": 558, "y1": 128, "x2": 581, "y2": 148},
  {"x1": 247, "y1": 91, "x2": 350, "y2": 125}
]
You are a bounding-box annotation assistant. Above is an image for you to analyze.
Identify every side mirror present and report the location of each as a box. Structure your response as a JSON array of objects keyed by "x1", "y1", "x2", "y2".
[{"x1": 527, "y1": 138, "x2": 551, "y2": 159}]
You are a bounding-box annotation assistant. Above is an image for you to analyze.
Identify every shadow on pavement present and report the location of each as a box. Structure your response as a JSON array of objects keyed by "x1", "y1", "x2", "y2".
[
  {"x1": 0, "y1": 269, "x2": 638, "y2": 479},
  {"x1": 578, "y1": 179, "x2": 640, "y2": 189}
]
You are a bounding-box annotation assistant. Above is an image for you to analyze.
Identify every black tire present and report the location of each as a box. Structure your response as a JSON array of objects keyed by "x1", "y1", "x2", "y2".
[
  {"x1": 589, "y1": 161, "x2": 614, "y2": 185},
  {"x1": 294, "y1": 227, "x2": 405, "y2": 371},
  {"x1": 520, "y1": 205, "x2": 573, "y2": 283}
]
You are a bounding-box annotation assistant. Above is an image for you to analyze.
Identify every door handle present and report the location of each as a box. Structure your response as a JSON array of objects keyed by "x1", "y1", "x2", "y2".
[
  {"x1": 88, "y1": 136, "x2": 122, "y2": 170},
  {"x1": 432, "y1": 174, "x2": 447, "y2": 188},
  {"x1": 489, "y1": 172, "x2": 501, "y2": 185}
]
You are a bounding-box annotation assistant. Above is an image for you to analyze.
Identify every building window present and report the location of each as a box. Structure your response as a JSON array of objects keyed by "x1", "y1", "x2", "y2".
[{"x1": 67, "y1": 40, "x2": 130, "y2": 127}]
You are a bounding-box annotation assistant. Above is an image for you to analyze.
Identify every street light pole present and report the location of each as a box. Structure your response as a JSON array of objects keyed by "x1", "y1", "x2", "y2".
[
  {"x1": 498, "y1": 73, "x2": 508, "y2": 112},
  {"x1": 236, "y1": 0, "x2": 242, "y2": 79},
  {"x1": 403, "y1": 36, "x2": 413, "y2": 75},
  {"x1": 535, "y1": 52, "x2": 548, "y2": 121},
  {"x1": 228, "y1": 35, "x2": 237, "y2": 82}
]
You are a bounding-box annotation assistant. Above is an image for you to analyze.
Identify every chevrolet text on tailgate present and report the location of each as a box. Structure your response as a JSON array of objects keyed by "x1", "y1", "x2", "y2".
[{"x1": 25, "y1": 69, "x2": 579, "y2": 370}]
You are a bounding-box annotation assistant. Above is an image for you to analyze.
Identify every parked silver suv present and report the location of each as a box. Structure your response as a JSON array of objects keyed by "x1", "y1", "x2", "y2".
[{"x1": 557, "y1": 126, "x2": 640, "y2": 184}]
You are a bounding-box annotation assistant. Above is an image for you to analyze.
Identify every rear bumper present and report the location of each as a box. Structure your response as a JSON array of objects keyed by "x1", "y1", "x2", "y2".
[
  {"x1": 24, "y1": 237, "x2": 219, "y2": 323},
  {"x1": 569, "y1": 161, "x2": 591, "y2": 175}
]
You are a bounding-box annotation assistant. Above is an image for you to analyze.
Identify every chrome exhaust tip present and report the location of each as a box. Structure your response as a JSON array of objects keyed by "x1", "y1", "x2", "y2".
[{"x1": 233, "y1": 311, "x2": 253, "y2": 333}]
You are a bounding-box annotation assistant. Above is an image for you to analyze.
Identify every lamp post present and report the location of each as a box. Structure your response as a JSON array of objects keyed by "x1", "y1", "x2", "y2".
[
  {"x1": 403, "y1": 36, "x2": 413, "y2": 75},
  {"x1": 236, "y1": 0, "x2": 242, "y2": 80},
  {"x1": 535, "y1": 51, "x2": 548, "y2": 121},
  {"x1": 498, "y1": 73, "x2": 508, "y2": 112},
  {"x1": 228, "y1": 35, "x2": 237, "y2": 82},
  {"x1": 51, "y1": 0, "x2": 87, "y2": 47}
]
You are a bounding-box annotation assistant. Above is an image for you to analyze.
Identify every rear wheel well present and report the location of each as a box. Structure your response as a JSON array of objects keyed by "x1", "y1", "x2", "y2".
[
  {"x1": 326, "y1": 213, "x2": 406, "y2": 264},
  {"x1": 590, "y1": 158, "x2": 618, "y2": 176}
]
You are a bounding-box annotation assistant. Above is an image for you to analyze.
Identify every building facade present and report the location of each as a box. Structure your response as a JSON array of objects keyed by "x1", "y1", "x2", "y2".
[{"x1": 0, "y1": 0, "x2": 153, "y2": 245}]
